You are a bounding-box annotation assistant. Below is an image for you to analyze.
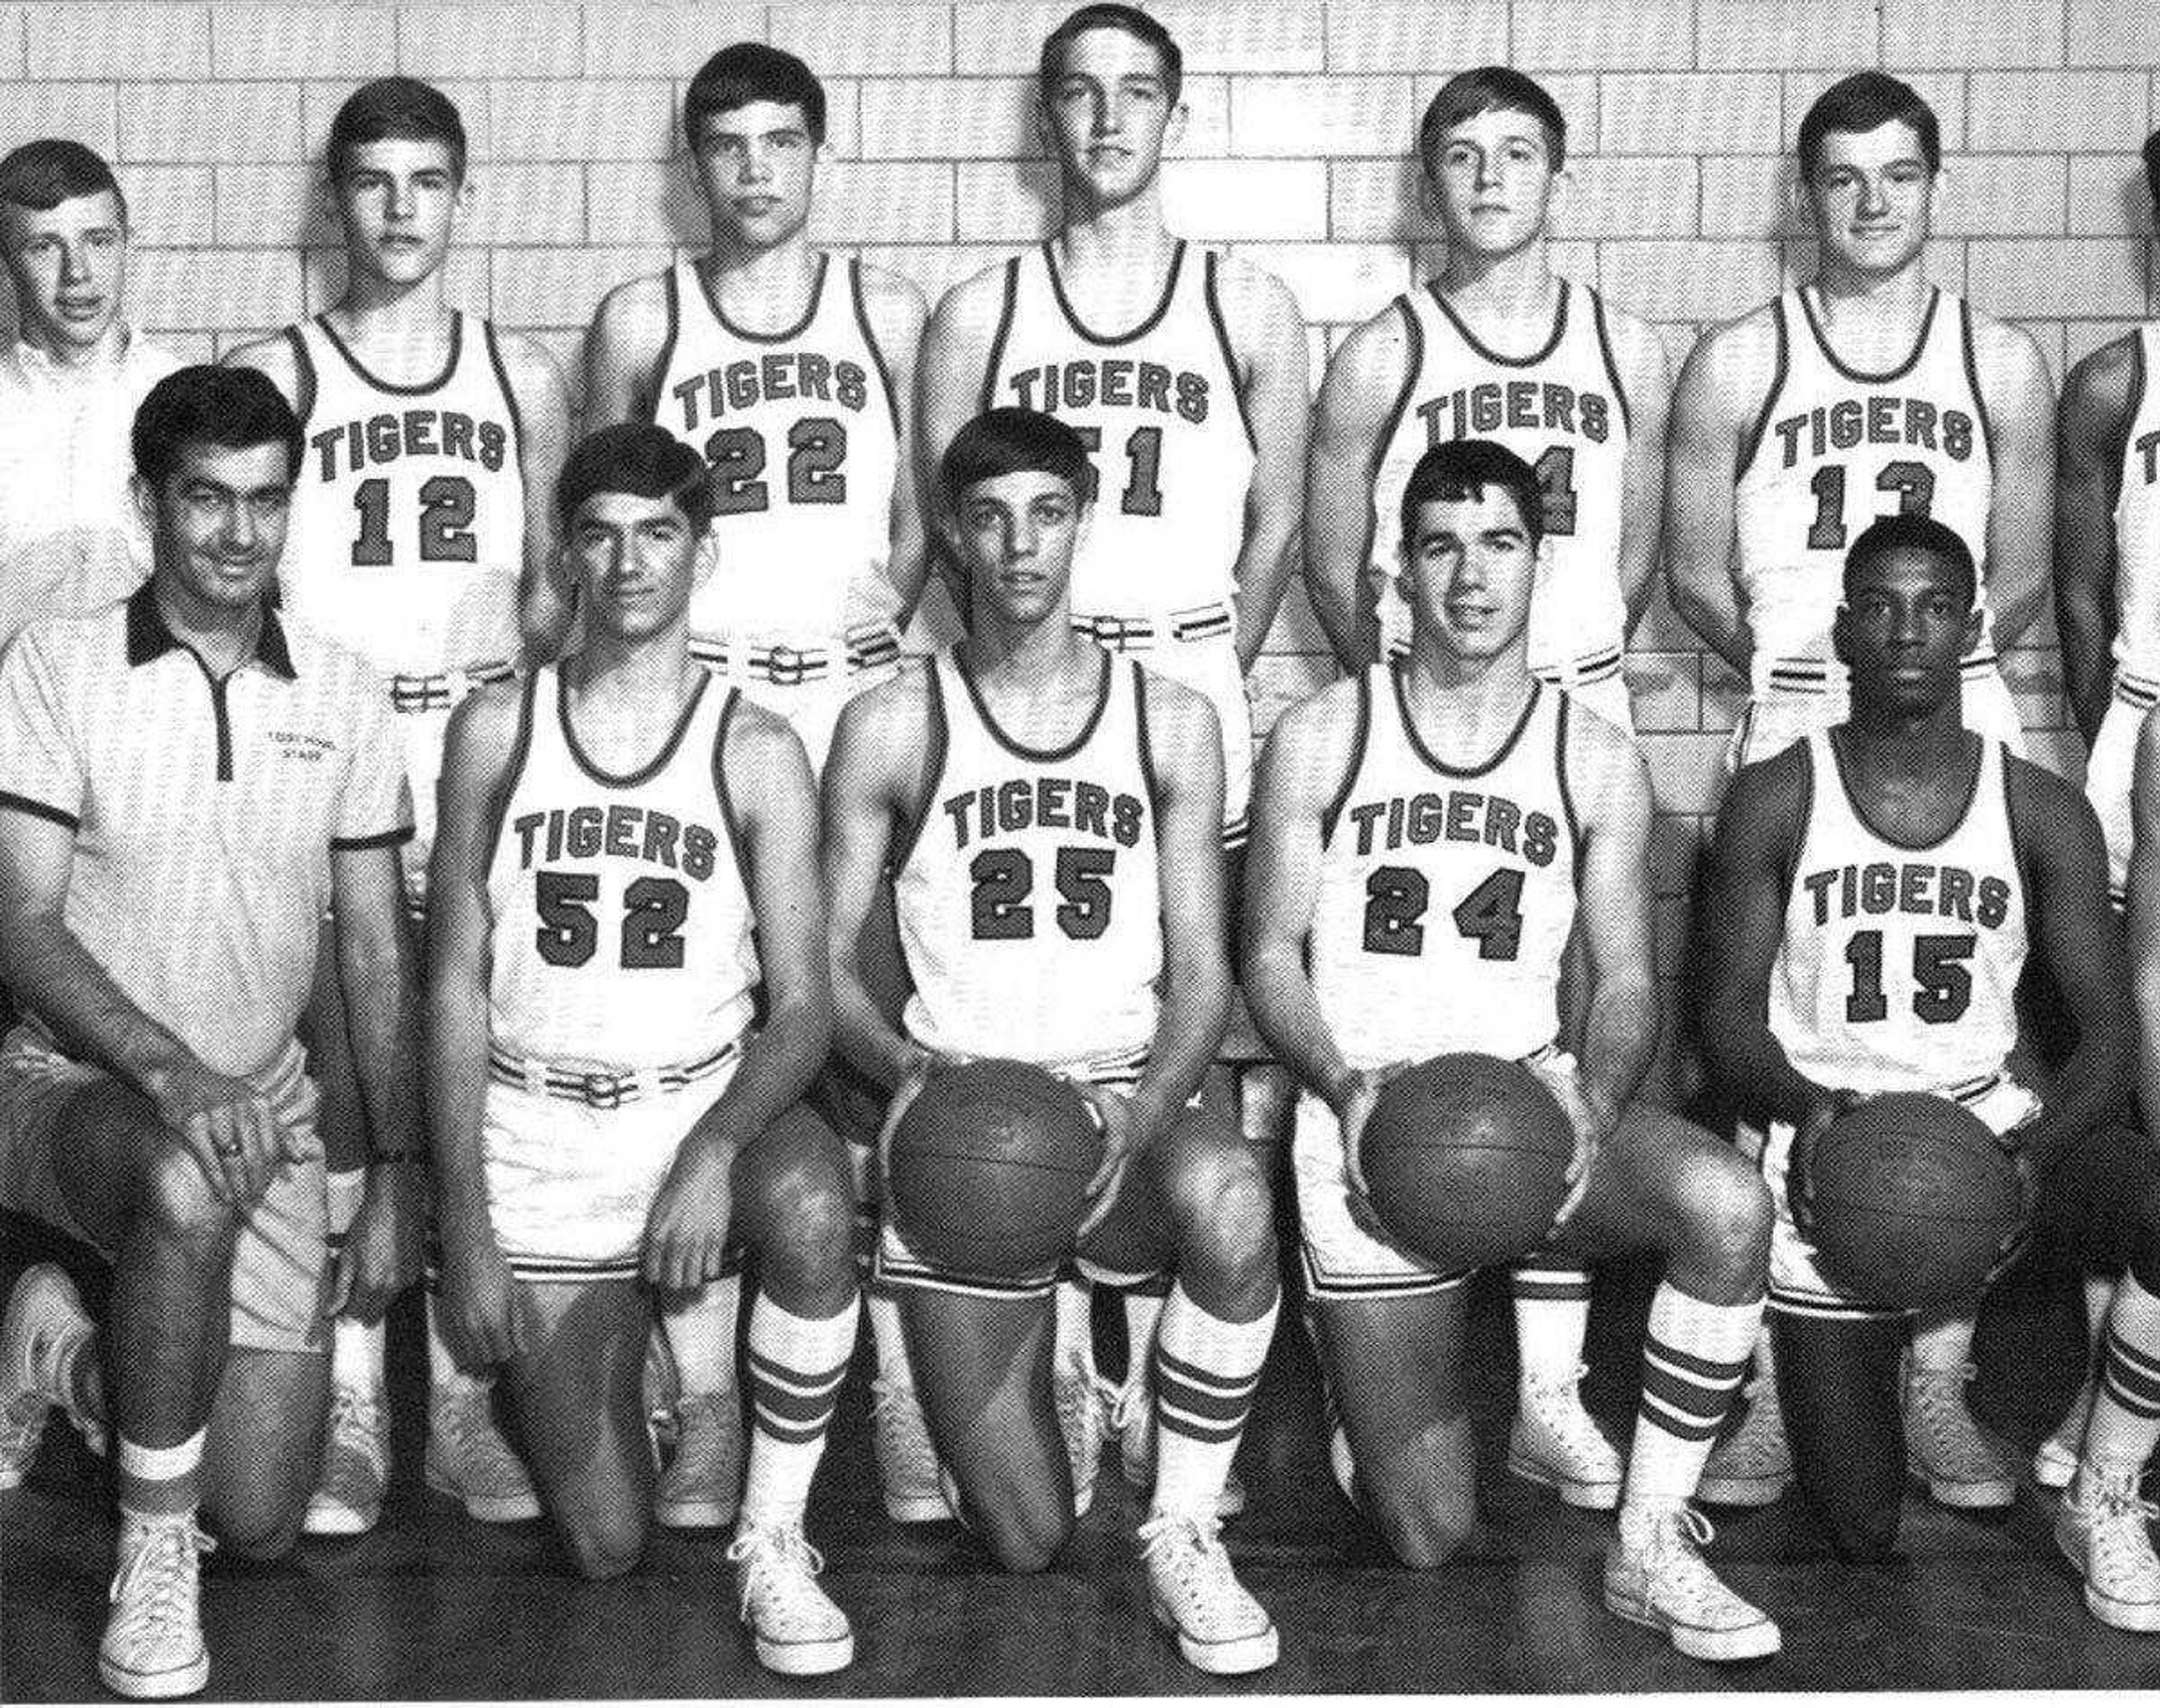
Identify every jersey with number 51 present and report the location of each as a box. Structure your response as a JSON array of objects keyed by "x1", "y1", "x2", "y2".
[
  {"x1": 1312, "y1": 665, "x2": 1580, "y2": 1069},
  {"x1": 280, "y1": 312, "x2": 526, "y2": 680}
]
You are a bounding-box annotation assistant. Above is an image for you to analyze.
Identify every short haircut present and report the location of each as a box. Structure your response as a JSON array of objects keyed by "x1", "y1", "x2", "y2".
[
  {"x1": 1797, "y1": 72, "x2": 1940, "y2": 180},
  {"x1": 1844, "y1": 513, "x2": 1977, "y2": 608},
  {"x1": 0, "y1": 138, "x2": 127, "y2": 225},
  {"x1": 940, "y1": 407, "x2": 1096, "y2": 506},
  {"x1": 1417, "y1": 67, "x2": 1567, "y2": 172},
  {"x1": 2145, "y1": 129, "x2": 2160, "y2": 210},
  {"x1": 132, "y1": 366, "x2": 304, "y2": 492},
  {"x1": 556, "y1": 423, "x2": 716, "y2": 534},
  {"x1": 1038, "y1": 4, "x2": 1184, "y2": 105},
  {"x1": 684, "y1": 43, "x2": 827, "y2": 151},
  {"x1": 327, "y1": 77, "x2": 469, "y2": 183},
  {"x1": 1400, "y1": 439, "x2": 1545, "y2": 555}
]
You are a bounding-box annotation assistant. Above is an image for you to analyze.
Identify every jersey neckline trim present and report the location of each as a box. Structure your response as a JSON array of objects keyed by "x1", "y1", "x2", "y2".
[
  {"x1": 1427, "y1": 278, "x2": 1570, "y2": 370},
  {"x1": 1822, "y1": 725, "x2": 1987, "y2": 854},
  {"x1": 1043, "y1": 238, "x2": 1187, "y2": 348},
  {"x1": 1797, "y1": 285, "x2": 1941, "y2": 386},
  {"x1": 556, "y1": 664, "x2": 714, "y2": 789},
  {"x1": 1388, "y1": 662, "x2": 1542, "y2": 781},
  {"x1": 956, "y1": 646, "x2": 1113, "y2": 763},
  {"x1": 313, "y1": 310, "x2": 464, "y2": 396},
  {"x1": 695, "y1": 251, "x2": 830, "y2": 346}
]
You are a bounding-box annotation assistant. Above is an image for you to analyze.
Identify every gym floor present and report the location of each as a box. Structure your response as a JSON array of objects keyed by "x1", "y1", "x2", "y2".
[{"x1": 7, "y1": 1233, "x2": 2160, "y2": 1701}]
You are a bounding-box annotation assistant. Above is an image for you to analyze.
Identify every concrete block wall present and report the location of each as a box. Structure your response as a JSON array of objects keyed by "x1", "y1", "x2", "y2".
[{"x1": 6, "y1": 0, "x2": 2156, "y2": 1066}]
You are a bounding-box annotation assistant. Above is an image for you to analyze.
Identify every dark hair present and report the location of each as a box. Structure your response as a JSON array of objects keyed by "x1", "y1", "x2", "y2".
[
  {"x1": 1038, "y1": 4, "x2": 1183, "y2": 105},
  {"x1": 1418, "y1": 67, "x2": 1567, "y2": 172},
  {"x1": 0, "y1": 138, "x2": 126, "y2": 225},
  {"x1": 1844, "y1": 513, "x2": 1977, "y2": 607},
  {"x1": 1797, "y1": 73, "x2": 1940, "y2": 180},
  {"x1": 940, "y1": 407, "x2": 1096, "y2": 506},
  {"x1": 1399, "y1": 439, "x2": 1545, "y2": 555},
  {"x1": 2145, "y1": 129, "x2": 2160, "y2": 210},
  {"x1": 685, "y1": 43, "x2": 827, "y2": 151},
  {"x1": 132, "y1": 366, "x2": 303, "y2": 491},
  {"x1": 556, "y1": 423, "x2": 715, "y2": 533},
  {"x1": 328, "y1": 77, "x2": 469, "y2": 183}
]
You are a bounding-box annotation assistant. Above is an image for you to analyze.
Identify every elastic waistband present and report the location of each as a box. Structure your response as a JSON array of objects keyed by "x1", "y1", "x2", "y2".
[
  {"x1": 1760, "y1": 655, "x2": 1833, "y2": 697},
  {"x1": 389, "y1": 660, "x2": 516, "y2": 714},
  {"x1": 1069, "y1": 600, "x2": 1234, "y2": 651},
  {"x1": 690, "y1": 621, "x2": 902, "y2": 686},
  {"x1": 487, "y1": 1036, "x2": 741, "y2": 1108},
  {"x1": 1532, "y1": 647, "x2": 1623, "y2": 689}
]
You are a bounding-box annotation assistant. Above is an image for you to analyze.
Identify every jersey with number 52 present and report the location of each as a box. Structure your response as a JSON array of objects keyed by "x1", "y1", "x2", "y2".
[
  {"x1": 485, "y1": 666, "x2": 760, "y2": 1070},
  {"x1": 1312, "y1": 665, "x2": 1580, "y2": 1069},
  {"x1": 280, "y1": 312, "x2": 526, "y2": 681}
]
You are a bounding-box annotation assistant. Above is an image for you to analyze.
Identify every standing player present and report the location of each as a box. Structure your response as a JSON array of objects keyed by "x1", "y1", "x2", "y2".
[
  {"x1": 1304, "y1": 66, "x2": 1673, "y2": 1507},
  {"x1": 1, "y1": 139, "x2": 180, "y2": 644},
  {"x1": 428, "y1": 425, "x2": 859, "y2": 1672},
  {"x1": 914, "y1": 0, "x2": 1308, "y2": 1509},
  {"x1": 1666, "y1": 73, "x2": 2055, "y2": 1503},
  {"x1": 1247, "y1": 439, "x2": 1779, "y2": 1662},
  {"x1": 226, "y1": 76, "x2": 573, "y2": 1537},
  {"x1": 1700, "y1": 513, "x2": 2160, "y2": 1629},
  {"x1": 2046, "y1": 128, "x2": 2160, "y2": 1485},
  {"x1": 0, "y1": 366, "x2": 420, "y2": 1697},
  {"x1": 825, "y1": 408, "x2": 1282, "y2": 1675},
  {"x1": 582, "y1": 40, "x2": 928, "y2": 1528}
]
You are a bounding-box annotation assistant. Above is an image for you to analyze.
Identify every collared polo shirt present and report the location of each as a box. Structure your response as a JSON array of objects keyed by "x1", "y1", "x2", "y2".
[
  {"x1": 0, "y1": 326, "x2": 182, "y2": 647},
  {"x1": 0, "y1": 583, "x2": 413, "y2": 1077}
]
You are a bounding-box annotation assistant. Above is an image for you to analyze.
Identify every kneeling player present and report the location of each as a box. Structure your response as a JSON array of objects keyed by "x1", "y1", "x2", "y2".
[
  {"x1": 428, "y1": 426, "x2": 860, "y2": 1673},
  {"x1": 1245, "y1": 440, "x2": 1779, "y2": 1662},
  {"x1": 1702, "y1": 513, "x2": 2160, "y2": 1631},
  {"x1": 824, "y1": 408, "x2": 1282, "y2": 1675}
]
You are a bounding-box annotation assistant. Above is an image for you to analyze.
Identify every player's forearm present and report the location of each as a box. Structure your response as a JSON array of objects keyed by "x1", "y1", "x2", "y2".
[
  {"x1": 339, "y1": 926, "x2": 424, "y2": 1158},
  {"x1": 1232, "y1": 524, "x2": 1299, "y2": 670},
  {"x1": 1242, "y1": 946, "x2": 1349, "y2": 1105},
  {"x1": 1666, "y1": 560, "x2": 1753, "y2": 675},
  {"x1": 424, "y1": 974, "x2": 496, "y2": 1230},
  {"x1": 2055, "y1": 587, "x2": 2114, "y2": 746},
  {"x1": 1303, "y1": 533, "x2": 1375, "y2": 670},
  {"x1": 1574, "y1": 977, "x2": 1659, "y2": 1130},
  {"x1": 1699, "y1": 1010, "x2": 1829, "y2": 1132},
  {"x1": 1130, "y1": 957, "x2": 1230, "y2": 1134},
  {"x1": 2020, "y1": 1015, "x2": 2132, "y2": 1174},
  {"x1": 832, "y1": 956, "x2": 922, "y2": 1089},
  {"x1": 0, "y1": 912, "x2": 194, "y2": 1091},
  {"x1": 1983, "y1": 557, "x2": 2048, "y2": 652},
  {"x1": 682, "y1": 995, "x2": 831, "y2": 1162}
]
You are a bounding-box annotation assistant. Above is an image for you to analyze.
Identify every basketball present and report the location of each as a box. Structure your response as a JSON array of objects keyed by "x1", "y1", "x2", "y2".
[
  {"x1": 888, "y1": 1058, "x2": 1106, "y2": 1278},
  {"x1": 1804, "y1": 1093, "x2": 2024, "y2": 1309},
  {"x1": 1358, "y1": 1053, "x2": 1576, "y2": 1272}
]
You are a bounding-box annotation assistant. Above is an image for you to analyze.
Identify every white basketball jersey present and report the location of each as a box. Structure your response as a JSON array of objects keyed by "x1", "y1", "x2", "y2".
[
  {"x1": 1371, "y1": 281, "x2": 1632, "y2": 682},
  {"x1": 649, "y1": 253, "x2": 902, "y2": 665},
  {"x1": 1769, "y1": 731, "x2": 2024, "y2": 1095},
  {"x1": 894, "y1": 650, "x2": 1163, "y2": 1068},
  {"x1": 1311, "y1": 667, "x2": 1580, "y2": 1067},
  {"x1": 283, "y1": 313, "x2": 525, "y2": 678},
  {"x1": 2113, "y1": 325, "x2": 2160, "y2": 683},
  {"x1": 487, "y1": 665, "x2": 759, "y2": 1068},
  {"x1": 1736, "y1": 288, "x2": 1996, "y2": 704},
  {"x1": 980, "y1": 242, "x2": 1255, "y2": 620}
]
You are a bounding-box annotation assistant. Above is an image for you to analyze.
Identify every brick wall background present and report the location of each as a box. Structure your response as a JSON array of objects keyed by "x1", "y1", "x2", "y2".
[{"x1": 5, "y1": 0, "x2": 2157, "y2": 1066}]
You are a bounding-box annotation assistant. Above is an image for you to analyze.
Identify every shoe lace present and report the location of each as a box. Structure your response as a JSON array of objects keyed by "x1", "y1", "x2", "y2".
[
  {"x1": 110, "y1": 1522, "x2": 212, "y2": 1632},
  {"x1": 727, "y1": 1521, "x2": 825, "y2": 1618},
  {"x1": 1526, "y1": 1366, "x2": 1613, "y2": 1452},
  {"x1": 1138, "y1": 1509, "x2": 1229, "y2": 1593},
  {"x1": 2082, "y1": 1462, "x2": 2160, "y2": 1534},
  {"x1": 1105, "y1": 1373, "x2": 1146, "y2": 1435},
  {"x1": 1908, "y1": 1362, "x2": 2006, "y2": 1461},
  {"x1": 0, "y1": 1391, "x2": 48, "y2": 1460},
  {"x1": 327, "y1": 1384, "x2": 381, "y2": 1450},
  {"x1": 1637, "y1": 1503, "x2": 1724, "y2": 1594}
]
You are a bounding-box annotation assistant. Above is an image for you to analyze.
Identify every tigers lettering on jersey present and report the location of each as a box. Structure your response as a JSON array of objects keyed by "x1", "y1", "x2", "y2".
[
  {"x1": 940, "y1": 776, "x2": 1146, "y2": 850},
  {"x1": 1002, "y1": 358, "x2": 1213, "y2": 425},
  {"x1": 1412, "y1": 378, "x2": 1614, "y2": 447},
  {"x1": 308, "y1": 409, "x2": 510, "y2": 480},
  {"x1": 668, "y1": 351, "x2": 871, "y2": 431},
  {"x1": 1795, "y1": 860, "x2": 2012, "y2": 930},
  {"x1": 508, "y1": 803, "x2": 721, "y2": 882},
  {"x1": 1763, "y1": 395, "x2": 1978, "y2": 468},
  {"x1": 1339, "y1": 788, "x2": 1561, "y2": 866}
]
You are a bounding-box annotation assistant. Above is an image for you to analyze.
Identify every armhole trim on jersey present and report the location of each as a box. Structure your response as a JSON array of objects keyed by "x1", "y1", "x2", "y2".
[
  {"x1": 711, "y1": 687, "x2": 752, "y2": 890},
  {"x1": 1999, "y1": 740, "x2": 2037, "y2": 900},
  {"x1": 1735, "y1": 300, "x2": 1789, "y2": 478},
  {"x1": 2126, "y1": 334, "x2": 2150, "y2": 477},
  {"x1": 850, "y1": 257, "x2": 903, "y2": 439},
  {"x1": 649, "y1": 266, "x2": 682, "y2": 424},
  {"x1": 1355, "y1": 299, "x2": 1424, "y2": 579},
  {"x1": 1589, "y1": 289, "x2": 1632, "y2": 438},
  {"x1": 475, "y1": 670, "x2": 540, "y2": 882},
  {"x1": 559, "y1": 667, "x2": 712, "y2": 790},
  {"x1": 0, "y1": 791, "x2": 80, "y2": 833},
  {"x1": 1201, "y1": 250, "x2": 1258, "y2": 453},
  {"x1": 1554, "y1": 695, "x2": 1583, "y2": 864},
  {"x1": 1960, "y1": 298, "x2": 1995, "y2": 466},
  {"x1": 978, "y1": 258, "x2": 1021, "y2": 416},
  {"x1": 1774, "y1": 740, "x2": 1814, "y2": 919},
  {"x1": 480, "y1": 319, "x2": 525, "y2": 461},
  {"x1": 1318, "y1": 670, "x2": 1372, "y2": 844},
  {"x1": 284, "y1": 325, "x2": 317, "y2": 429},
  {"x1": 1132, "y1": 660, "x2": 1165, "y2": 811},
  {"x1": 889, "y1": 665, "x2": 949, "y2": 875}
]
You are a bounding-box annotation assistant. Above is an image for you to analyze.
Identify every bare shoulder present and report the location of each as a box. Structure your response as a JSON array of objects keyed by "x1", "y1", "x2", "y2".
[
  {"x1": 1679, "y1": 299, "x2": 1781, "y2": 391},
  {"x1": 857, "y1": 259, "x2": 929, "y2": 322},
  {"x1": 1212, "y1": 249, "x2": 1302, "y2": 328},
  {"x1": 222, "y1": 328, "x2": 304, "y2": 402},
  {"x1": 488, "y1": 326, "x2": 567, "y2": 394},
  {"x1": 1137, "y1": 664, "x2": 1220, "y2": 750},
  {"x1": 589, "y1": 270, "x2": 672, "y2": 344},
  {"x1": 1965, "y1": 302, "x2": 2053, "y2": 392},
  {"x1": 2007, "y1": 747, "x2": 2097, "y2": 830},
  {"x1": 1596, "y1": 297, "x2": 1671, "y2": 383},
  {"x1": 1713, "y1": 738, "x2": 1811, "y2": 848},
  {"x1": 1324, "y1": 298, "x2": 1413, "y2": 390},
  {"x1": 926, "y1": 258, "x2": 1015, "y2": 348},
  {"x1": 832, "y1": 655, "x2": 935, "y2": 767},
  {"x1": 1261, "y1": 674, "x2": 1367, "y2": 805},
  {"x1": 1566, "y1": 697, "x2": 1651, "y2": 791},
  {"x1": 443, "y1": 674, "x2": 529, "y2": 769},
  {"x1": 2063, "y1": 328, "x2": 2140, "y2": 421}
]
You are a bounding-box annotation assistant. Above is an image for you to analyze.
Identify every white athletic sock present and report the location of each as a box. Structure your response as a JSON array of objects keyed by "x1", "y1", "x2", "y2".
[
  {"x1": 1122, "y1": 1288, "x2": 1166, "y2": 1388},
  {"x1": 2077, "y1": 1273, "x2": 2160, "y2": 1486},
  {"x1": 1054, "y1": 1278, "x2": 1096, "y2": 1386},
  {"x1": 1623, "y1": 1285, "x2": 1761, "y2": 1509},
  {"x1": 662, "y1": 1274, "x2": 741, "y2": 1400},
  {"x1": 1909, "y1": 1309, "x2": 1977, "y2": 1375},
  {"x1": 867, "y1": 1288, "x2": 915, "y2": 1390},
  {"x1": 426, "y1": 1290, "x2": 494, "y2": 1408},
  {"x1": 323, "y1": 1169, "x2": 385, "y2": 1394},
  {"x1": 2084, "y1": 1273, "x2": 2117, "y2": 1362},
  {"x1": 1148, "y1": 1283, "x2": 1278, "y2": 1517},
  {"x1": 739, "y1": 1292, "x2": 857, "y2": 1529},
  {"x1": 117, "y1": 1428, "x2": 205, "y2": 1522},
  {"x1": 1511, "y1": 1253, "x2": 1593, "y2": 1392}
]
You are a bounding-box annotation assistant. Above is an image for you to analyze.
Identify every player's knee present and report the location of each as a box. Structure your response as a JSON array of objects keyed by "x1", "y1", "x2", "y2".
[
  {"x1": 1171, "y1": 1144, "x2": 1276, "y2": 1283},
  {"x1": 136, "y1": 1143, "x2": 241, "y2": 1255},
  {"x1": 559, "y1": 1507, "x2": 649, "y2": 1581},
  {"x1": 757, "y1": 1161, "x2": 857, "y2": 1287},
  {"x1": 979, "y1": 1500, "x2": 1071, "y2": 1575},
  {"x1": 1812, "y1": 1494, "x2": 1901, "y2": 1565},
  {"x1": 1673, "y1": 1155, "x2": 1772, "y2": 1279},
  {"x1": 1372, "y1": 1491, "x2": 1474, "y2": 1570},
  {"x1": 209, "y1": 1486, "x2": 306, "y2": 1562}
]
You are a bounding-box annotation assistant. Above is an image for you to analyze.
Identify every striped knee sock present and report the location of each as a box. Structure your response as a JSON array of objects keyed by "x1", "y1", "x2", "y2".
[
  {"x1": 2077, "y1": 1273, "x2": 2160, "y2": 1486},
  {"x1": 740, "y1": 1292, "x2": 858, "y2": 1529},
  {"x1": 1149, "y1": 1283, "x2": 1279, "y2": 1518},
  {"x1": 1511, "y1": 1253, "x2": 1593, "y2": 1391},
  {"x1": 1624, "y1": 1285, "x2": 1762, "y2": 1508}
]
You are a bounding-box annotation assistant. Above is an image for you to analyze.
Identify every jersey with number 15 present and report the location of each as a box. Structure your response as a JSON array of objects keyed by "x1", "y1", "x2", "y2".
[{"x1": 280, "y1": 312, "x2": 527, "y2": 681}]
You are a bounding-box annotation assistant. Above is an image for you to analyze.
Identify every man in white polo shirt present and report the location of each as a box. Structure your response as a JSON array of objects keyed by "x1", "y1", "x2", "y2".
[
  {"x1": 0, "y1": 366, "x2": 421, "y2": 1701},
  {"x1": 0, "y1": 139, "x2": 180, "y2": 647}
]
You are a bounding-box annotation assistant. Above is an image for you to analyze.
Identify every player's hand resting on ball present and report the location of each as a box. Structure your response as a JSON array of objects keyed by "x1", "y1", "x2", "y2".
[
  {"x1": 1330, "y1": 1064, "x2": 1405, "y2": 1234},
  {"x1": 644, "y1": 1137, "x2": 739, "y2": 1292},
  {"x1": 1076, "y1": 1081, "x2": 1154, "y2": 1241},
  {"x1": 1789, "y1": 1089, "x2": 1868, "y2": 1239},
  {"x1": 1545, "y1": 1070, "x2": 1608, "y2": 1238},
  {"x1": 874, "y1": 1047, "x2": 974, "y2": 1198}
]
